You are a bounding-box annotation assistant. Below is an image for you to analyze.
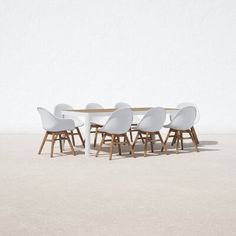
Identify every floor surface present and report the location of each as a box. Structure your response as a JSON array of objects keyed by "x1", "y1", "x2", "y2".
[{"x1": 0, "y1": 134, "x2": 235, "y2": 236}]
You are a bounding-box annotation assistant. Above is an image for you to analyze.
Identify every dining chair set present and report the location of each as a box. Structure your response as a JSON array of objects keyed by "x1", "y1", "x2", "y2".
[{"x1": 37, "y1": 102, "x2": 200, "y2": 160}]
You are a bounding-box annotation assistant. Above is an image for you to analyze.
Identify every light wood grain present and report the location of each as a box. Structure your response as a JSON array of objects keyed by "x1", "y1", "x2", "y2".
[{"x1": 64, "y1": 107, "x2": 178, "y2": 113}]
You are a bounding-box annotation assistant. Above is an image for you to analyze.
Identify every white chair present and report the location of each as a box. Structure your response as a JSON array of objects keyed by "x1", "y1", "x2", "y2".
[
  {"x1": 37, "y1": 107, "x2": 76, "y2": 157},
  {"x1": 114, "y1": 102, "x2": 141, "y2": 125},
  {"x1": 54, "y1": 104, "x2": 85, "y2": 147},
  {"x1": 85, "y1": 103, "x2": 107, "y2": 147},
  {"x1": 114, "y1": 102, "x2": 131, "y2": 109},
  {"x1": 170, "y1": 103, "x2": 200, "y2": 146},
  {"x1": 163, "y1": 106, "x2": 199, "y2": 153},
  {"x1": 114, "y1": 102, "x2": 141, "y2": 142},
  {"x1": 96, "y1": 108, "x2": 135, "y2": 160},
  {"x1": 132, "y1": 107, "x2": 167, "y2": 156}
]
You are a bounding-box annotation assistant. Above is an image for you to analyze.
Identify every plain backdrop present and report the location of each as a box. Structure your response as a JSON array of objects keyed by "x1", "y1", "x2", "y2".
[{"x1": 0, "y1": 0, "x2": 236, "y2": 133}]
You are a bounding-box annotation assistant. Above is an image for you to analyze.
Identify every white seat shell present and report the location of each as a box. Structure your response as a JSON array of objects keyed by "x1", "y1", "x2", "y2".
[
  {"x1": 114, "y1": 102, "x2": 140, "y2": 124},
  {"x1": 165, "y1": 106, "x2": 197, "y2": 131},
  {"x1": 114, "y1": 102, "x2": 131, "y2": 109},
  {"x1": 99, "y1": 108, "x2": 133, "y2": 135},
  {"x1": 54, "y1": 104, "x2": 84, "y2": 127},
  {"x1": 137, "y1": 107, "x2": 166, "y2": 133},
  {"x1": 37, "y1": 107, "x2": 75, "y2": 132},
  {"x1": 170, "y1": 103, "x2": 200, "y2": 125},
  {"x1": 86, "y1": 103, "x2": 107, "y2": 126}
]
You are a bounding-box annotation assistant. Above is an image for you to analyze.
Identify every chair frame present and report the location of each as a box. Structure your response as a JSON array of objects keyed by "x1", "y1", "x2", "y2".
[
  {"x1": 38, "y1": 130, "x2": 76, "y2": 158},
  {"x1": 162, "y1": 128, "x2": 199, "y2": 153},
  {"x1": 133, "y1": 130, "x2": 167, "y2": 157},
  {"x1": 69, "y1": 127, "x2": 85, "y2": 147},
  {"x1": 170, "y1": 126, "x2": 199, "y2": 147},
  {"x1": 90, "y1": 124, "x2": 103, "y2": 148},
  {"x1": 96, "y1": 132, "x2": 135, "y2": 160}
]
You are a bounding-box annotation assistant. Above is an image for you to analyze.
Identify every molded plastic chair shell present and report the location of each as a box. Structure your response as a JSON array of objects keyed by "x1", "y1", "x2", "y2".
[
  {"x1": 114, "y1": 102, "x2": 131, "y2": 109},
  {"x1": 54, "y1": 104, "x2": 84, "y2": 127},
  {"x1": 86, "y1": 103, "x2": 103, "y2": 109},
  {"x1": 114, "y1": 102, "x2": 140, "y2": 124},
  {"x1": 99, "y1": 108, "x2": 133, "y2": 135},
  {"x1": 37, "y1": 107, "x2": 75, "y2": 132},
  {"x1": 137, "y1": 107, "x2": 166, "y2": 133},
  {"x1": 165, "y1": 106, "x2": 197, "y2": 131},
  {"x1": 85, "y1": 103, "x2": 107, "y2": 126},
  {"x1": 170, "y1": 103, "x2": 200, "y2": 124}
]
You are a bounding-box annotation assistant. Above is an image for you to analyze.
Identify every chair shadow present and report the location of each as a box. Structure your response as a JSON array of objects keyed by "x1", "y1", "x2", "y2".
[
  {"x1": 44, "y1": 146, "x2": 85, "y2": 158},
  {"x1": 52, "y1": 138, "x2": 220, "y2": 159},
  {"x1": 91, "y1": 138, "x2": 220, "y2": 159},
  {"x1": 198, "y1": 140, "x2": 218, "y2": 146}
]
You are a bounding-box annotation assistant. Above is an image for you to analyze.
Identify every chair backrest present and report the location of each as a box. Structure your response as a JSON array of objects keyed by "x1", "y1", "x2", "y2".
[
  {"x1": 54, "y1": 104, "x2": 73, "y2": 118},
  {"x1": 102, "y1": 108, "x2": 133, "y2": 134},
  {"x1": 114, "y1": 102, "x2": 131, "y2": 109},
  {"x1": 86, "y1": 103, "x2": 103, "y2": 109},
  {"x1": 37, "y1": 107, "x2": 59, "y2": 131},
  {"x1": 137, "y1": 107, "x2": 166, "y2": 132},
  {"x1": 170, "y1": 106, "x2": 197, "y2": 130},
  {"x1": 170, "y1": 102, "x2": 200, "y2": 124}
]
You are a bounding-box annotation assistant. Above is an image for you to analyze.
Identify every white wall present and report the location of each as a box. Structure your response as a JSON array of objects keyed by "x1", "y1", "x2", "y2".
[{"x1": 0, "y1": 0, "x2": 236, "y2": 133}]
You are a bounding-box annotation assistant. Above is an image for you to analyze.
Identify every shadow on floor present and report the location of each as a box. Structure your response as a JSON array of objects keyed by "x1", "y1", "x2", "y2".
[
  {"x1": 44, "y1": 138, "x2": 219, "y2": 159},
  {"x1": 198, "y1": 140, "x2": 218, "y2": 146},
  {"x1": 91, "y1": 139, "x2": 220, "y2": 159}
]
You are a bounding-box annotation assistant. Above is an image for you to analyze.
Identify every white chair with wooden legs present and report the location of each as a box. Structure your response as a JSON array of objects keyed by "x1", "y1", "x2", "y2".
[
  {"x1": 132, "y1": 107, "x2": 167, "y2": 157},
  {"x1": 114, "y1": 102, "x2": 142, "y2": 143},
  {"x1": 85, "y1": 103, "x2": 107, "y2": 147},
  {"x1": 96, "y1": 108, "x2": 135, "y2": 160},
  {"x1": 163, "y1": 106, "x2": 199, "y2": 153},
  {"x1": 37, "y1": 107, "x2": 76, "y2": 158},
  {"x1": 170, "y1": 103, "x2": 200, "y2": 146},
  {"x1": 54, "y1": 104, "x2": 85, "y2": 147}
]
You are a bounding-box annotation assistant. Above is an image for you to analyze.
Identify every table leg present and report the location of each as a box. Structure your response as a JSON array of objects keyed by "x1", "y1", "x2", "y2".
[{"x1": 84, "y1": 113, "x2": 91, "y2": 157}]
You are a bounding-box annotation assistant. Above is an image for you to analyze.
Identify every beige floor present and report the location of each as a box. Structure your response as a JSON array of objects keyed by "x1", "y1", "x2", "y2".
[{"x1": 0, "y1": 134, "x2": 235, "y2": 236}]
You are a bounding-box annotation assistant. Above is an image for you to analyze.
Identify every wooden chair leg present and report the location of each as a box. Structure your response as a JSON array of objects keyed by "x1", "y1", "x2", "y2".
[
  {"x1": 124, "y1": 134, "x2": 135, "y2": 158},
  {"x1": 62, "y1": 133, "x2": 66, "y2": 149},
  {"x1": 161, "y1": 129, "x2": 172, "y2": 152},
  {"x1": 139, "y1": 133, "x2": 145, "y2": 144},
  {"x1": 102, "y1": 133, "x2": 107, "y2": 144},
  {"x1": 158, "y1": 132, "x2": 167, "y2": 155},
  {"x1": 70, "y1": 131, "x2": 75, "y2": 146},
  {"x1": 59, "y1": 134, "x2": 63, "y2": 153},
  {"x1": 176, "y1": 131, "x2": 180, "y2": 154},
  {"x1": 150, "y1": 134, "x2": 154, "y2": 153},
  {"x1": 144, "y1": 132, "x2": 148, "y2": 157},
  {"x1": 171, "y1": 131, "x2": 177, "y2": 146},
  {"x1": 94, "y1": 127, "x2": 98, "y2": 148},
  {"x1": 76, "y1": 127, "x2": 85, "y2": 147},
  {"x1": 129, "y1": 128, "x2": 133, "y2": 142},
  {"x1": 180, "y1": 131, "x2": 184, "y2": 150},
  {"x1": 132, "y1": 131, "x2": 140, "y2": 150},
  {"x1": 96, "y1": 133, "x2": 106, "y2": 157},
  {"x1": 38, "y1": 132, "x2": 48, "y2": 154},
  {"x1": 189, "y1": 130, "x2": 199, "y2": 152},
  {"x1": 117, "y1": 136, "x2": 122, "y2": 155},
  {"x1": 65, "y1": 131, "x2": 76, "y2": 156},
  {"x1": 109, "y1": 135, "x2": 115, "y2": 160},
  {"x1": 191, "y1": 127, "x2": 199, "y2": 145},
  {"x1": 50, "y1": 133, "x2": 56, "y2": 158}
]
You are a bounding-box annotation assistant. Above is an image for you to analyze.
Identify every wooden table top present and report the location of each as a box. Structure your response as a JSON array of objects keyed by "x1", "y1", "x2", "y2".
[{"x1": 65, "y1": 107, "x2": 178, "y2": 113}]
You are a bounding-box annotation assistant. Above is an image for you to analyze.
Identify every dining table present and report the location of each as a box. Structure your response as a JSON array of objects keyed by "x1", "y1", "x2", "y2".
[{"x1": 62, "y1": 107, "x2": 178, "y2": 157}]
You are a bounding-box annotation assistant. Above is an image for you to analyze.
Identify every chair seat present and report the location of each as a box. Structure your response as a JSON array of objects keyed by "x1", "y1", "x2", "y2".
[
  {"x1": 74, "y1": 118, "x2": 84, "y2": 127},
  {"x1": 90, "y1": 117, "x2": 107, "y2": 127},
  {"x1": 63, "y1": 114, "x2": 84, "y2": 128},
  {"x1": 164, "y1": 123, "x2": 186, "y2": 131},
  {"x1": 132, "y1": 116, "x2": 141, "y2": 125},
  {"x1": 98, "y1": 127, "x2": 123, "y2": 135},
  {"x1": 91, "y1": 121, "x2": 104, "y2": 127}
]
